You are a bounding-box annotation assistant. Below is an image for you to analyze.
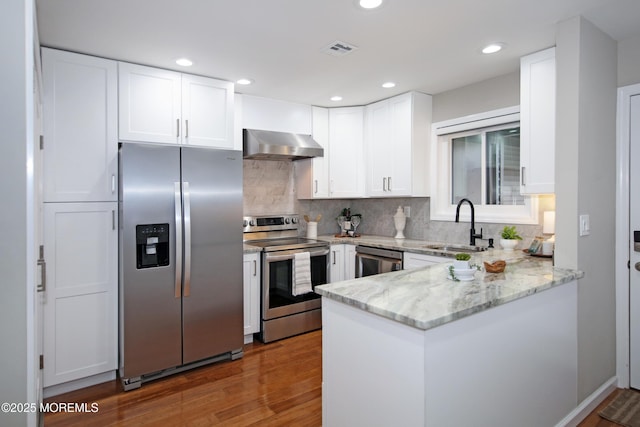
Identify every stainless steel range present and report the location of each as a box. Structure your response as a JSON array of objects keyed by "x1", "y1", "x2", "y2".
[{"x1": 243, "y1": 214, "x2": 330, "y2": 343}]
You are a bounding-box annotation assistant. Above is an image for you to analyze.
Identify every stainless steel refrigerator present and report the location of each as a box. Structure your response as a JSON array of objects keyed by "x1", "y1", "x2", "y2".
[{"x1": 118, "y1": 142, "x2": 243, "y2": 390}]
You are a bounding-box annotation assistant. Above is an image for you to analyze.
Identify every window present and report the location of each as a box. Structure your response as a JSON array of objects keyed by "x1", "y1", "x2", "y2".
[
  {"x1": 430, "y1": 107, "x2": 538, "y2": 224},
  {"x1": 450, "y1": 123, "x2": 523, "y2": 206}
]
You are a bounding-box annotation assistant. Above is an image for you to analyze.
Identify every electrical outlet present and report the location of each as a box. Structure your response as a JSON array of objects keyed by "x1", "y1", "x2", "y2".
[
  {"x1": 579, "y1": 214, "x2": 590, "y2": 236},
  {"x1": 404, "y1": 206, "x2": 411, "y2": 218}
]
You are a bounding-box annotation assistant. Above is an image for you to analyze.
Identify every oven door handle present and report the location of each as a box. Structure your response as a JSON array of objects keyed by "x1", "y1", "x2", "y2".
[{"x1": 264, "y1": 247, "x2": 330, "y2": 262}]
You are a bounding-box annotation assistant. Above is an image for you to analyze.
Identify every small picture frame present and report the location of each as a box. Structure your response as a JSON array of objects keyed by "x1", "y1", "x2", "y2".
[{"x1": 528, "y1": 236, "x2": 544, "y2": 254}]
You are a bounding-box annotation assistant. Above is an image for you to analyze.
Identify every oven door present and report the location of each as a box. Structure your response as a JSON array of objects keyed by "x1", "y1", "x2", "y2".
[{"x1": 262, "y1": 246, "x2": 329, "y2": 320}]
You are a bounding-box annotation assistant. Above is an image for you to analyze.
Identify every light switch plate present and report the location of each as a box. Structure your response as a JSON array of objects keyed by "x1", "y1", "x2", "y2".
[
  {"x1": 579, "y1": 214, "x2": 590, "y2": 236},
  {"x1": 404, "y1": 206, "x2": 411, "y2": 218}
]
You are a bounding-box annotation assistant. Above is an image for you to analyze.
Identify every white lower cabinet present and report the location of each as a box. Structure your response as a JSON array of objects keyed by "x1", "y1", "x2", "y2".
[
  {"x1": 330, "y1": 244, "x2": 356, "y2": 282},
  {"x1": 403, "y1": 252, "x2": 449, "y2": 270},
  {"x1": 243, "y1": 252, "x2": 261, "y2": 341},
  {"x1": 43, "y1": 202, "x2": 117, "y2": 387}
]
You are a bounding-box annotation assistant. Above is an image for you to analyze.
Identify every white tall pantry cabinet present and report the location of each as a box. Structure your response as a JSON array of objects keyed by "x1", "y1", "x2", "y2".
[{"x1": 41, "y1": 48, "x2": 118, "y2": 391}]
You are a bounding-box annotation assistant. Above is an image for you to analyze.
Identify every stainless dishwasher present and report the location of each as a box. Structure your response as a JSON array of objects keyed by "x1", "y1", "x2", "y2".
[{"x1": 355, "y1": 245, "x2": 403, "y2": 278}]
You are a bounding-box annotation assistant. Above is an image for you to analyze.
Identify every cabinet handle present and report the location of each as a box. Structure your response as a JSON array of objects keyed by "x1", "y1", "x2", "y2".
[
  {"x1": 183, "y1": 182, "x2": 192, "y2": 297},
  {"x1": 37, "y1": 245, "x2": 46, "y2": 293},
  {"x1": 112, "y1": 210, "x2": 116, "y2": 230},
  {"x1": 383, "y1": 177, "x2": 387, "y2": 192},
  {"x1": 185, "y1": 119, "x2": 189, "y2": 138},
  {"x1": 521, "y1": 167, "x2": 526, "y2": 186},
  {"x1": 174, "y1": 182, "x2": 183, "y2": 299},
  {"x1": 314, "y1": 180, "x2": 318, "y2": 194},
  {"x1": 332, "y1": 251, "x2": 336, "y2": 265},
  {"x1": 176, "y1": 118, "x2": 180, "y2": 138},
  {"x1": 388, "y1": 176, "x2": 392, "y2": 192},
  {"x1": 253, "y1": 259, "x2": 257, "y2": 276},
  {"x1": 111, "y1": 174, "x2": 116, "y2": 194}
]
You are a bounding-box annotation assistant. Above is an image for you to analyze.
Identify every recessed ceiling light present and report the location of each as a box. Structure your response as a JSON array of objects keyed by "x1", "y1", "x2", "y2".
[
  {"x1": 482, "y1": 43, "x2": 504, "y2": 54},
  {"x1": 382, "y1": 82, "x2": 396, "y2": 88},
  {"x1": 359, "y1": 0, "x2": 383, "y2": 9},
  {"x1": 330, "y1": 96, "x2": 343, "y2": 102},
  {"x1": 175, "y1": 58, "x2": 193, "y2": 67},
  {"x1": 236, "y1": 78, "x2": 253, "y2": 85}
]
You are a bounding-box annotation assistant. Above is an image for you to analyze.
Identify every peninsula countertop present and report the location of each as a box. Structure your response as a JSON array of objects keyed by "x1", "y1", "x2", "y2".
[{"x1": 315, "y1": 249, "x2": 584, "y2": 331}]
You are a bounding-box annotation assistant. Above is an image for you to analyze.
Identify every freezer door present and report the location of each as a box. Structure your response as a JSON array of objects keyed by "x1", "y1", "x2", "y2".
[
  {"x1": 181, "y1": 147, "x2": 243, "y2": 363},
  {"x1": 119, "y1": 143, "x2": 182, "y2": 378}
]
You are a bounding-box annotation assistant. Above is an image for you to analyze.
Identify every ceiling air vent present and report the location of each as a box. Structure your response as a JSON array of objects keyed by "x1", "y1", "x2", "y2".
[{"x1": 321, "y1": 40, "x2": 359, "y2": 56}]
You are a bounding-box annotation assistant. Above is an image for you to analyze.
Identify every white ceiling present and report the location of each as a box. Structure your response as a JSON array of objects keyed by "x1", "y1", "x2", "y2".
[{"x1": 36, "y1": 0, "x2": 640, "y2": 107}]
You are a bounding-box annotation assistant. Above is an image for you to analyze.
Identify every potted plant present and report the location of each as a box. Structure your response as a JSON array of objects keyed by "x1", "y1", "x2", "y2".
[
  {"x1": 453, "y1": 253, "x2": 471, "y2": 270},
  {"x1": 500, "y1": 225, "x2": 522, "y2": 251}
]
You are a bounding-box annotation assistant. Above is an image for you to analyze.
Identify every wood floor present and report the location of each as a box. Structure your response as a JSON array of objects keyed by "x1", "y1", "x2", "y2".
[
  {"x1": 44, "y1": 330, "x2": 322, "y2": 426},
  {"x1": 45, "y1": 328, "x2": 620, "y2": 426}
]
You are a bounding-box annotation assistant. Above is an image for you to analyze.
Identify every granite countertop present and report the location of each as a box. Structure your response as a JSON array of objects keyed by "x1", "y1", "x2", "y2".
[
  {"x1": 316, "y1": 234, "x2": 488, "y2": 258},
  {"x1": 243, "y1": 243, "x2": 262, "y2": 253},
  {"x1": 315, "y1": 248, "x2": 583, "y2": 331}
]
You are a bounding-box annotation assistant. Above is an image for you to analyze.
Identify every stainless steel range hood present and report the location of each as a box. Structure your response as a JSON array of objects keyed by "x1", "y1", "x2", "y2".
[{"x1": 243, "y1": 129, "x2": 324, "y2": 160}]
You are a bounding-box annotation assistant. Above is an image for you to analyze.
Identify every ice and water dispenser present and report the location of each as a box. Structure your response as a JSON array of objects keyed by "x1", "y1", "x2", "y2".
[{"x1": 136, "y1": 224, "x2": 169, "y2": 269}]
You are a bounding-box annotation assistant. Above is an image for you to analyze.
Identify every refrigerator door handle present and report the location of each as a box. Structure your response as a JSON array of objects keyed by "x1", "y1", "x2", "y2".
[
  {"x1": 183, "y1": 182, "x2": 192, "y2": 297},
  {"x1": 174, "y1": 182, "x2": 183, "y2": 298}
]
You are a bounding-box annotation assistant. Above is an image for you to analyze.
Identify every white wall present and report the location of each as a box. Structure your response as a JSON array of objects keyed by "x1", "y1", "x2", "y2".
[
  {"x1": 432, "y1": 71, "x2": 520, "y2": 123},
  {"x1": 555, "y1": 16, "x2": 617, "y2": 402},
  {"x1": 618, "y1": 33, "x2": 640, "y2": 87},
  {"x1": 0, "y1": 0, "x2": 38, "y2": 426}
]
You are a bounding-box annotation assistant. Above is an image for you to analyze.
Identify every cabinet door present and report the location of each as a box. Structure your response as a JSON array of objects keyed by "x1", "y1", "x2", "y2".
[
  {"x1": 366, "y1": 93, "x2": 415, "y2": 197},
  {"x1": 118, "y1": 62, "x2": 181, "y2": 144},
  {"x1": 243, "y1": 253, "x2": 260, "y2": 337},
  {"x1": 330, "y1": 244, "x2": 345, "y2": 283},
  {"x1": 520, "y1": 47, "x2": 555, "y2": 194},
  {"x1": 403, "y1": 252, "x2": 449, "y2": 270},
  {"x1": 43, "y1": 202, "x2": 117, "y2": 387},
  {"x1": 345, "y1": 244, "x2": 356, "y2": 280},
  {"x1": 182, "y1": 74, "x2": 234, "y2": 148},
  {"x1": 296, "y1": 107, "x2": 330, "y2": 199},
  {"x1": 42, "y1": 48, "x2": 118, "y2": 202},
  {"x1": 388, "y1": 94, "x2": 413, "y2": 195},
  {"x1": 366, "y1": 99, "x2": 392, "y2": 196},
  {"x1": 329, "y1": 107, "x2": 365, "y2": 198}
]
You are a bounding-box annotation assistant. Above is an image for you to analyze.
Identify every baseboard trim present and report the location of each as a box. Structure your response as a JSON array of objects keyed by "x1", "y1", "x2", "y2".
[
  {"x1": 555, "y1": 376, "x2": 618, "y2": 427},
  {"x1": 43, "y1": 371, "x2": 116, "y2": 398}
]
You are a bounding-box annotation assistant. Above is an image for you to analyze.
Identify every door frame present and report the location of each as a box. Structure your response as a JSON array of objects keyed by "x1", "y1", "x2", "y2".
[{"x1": 615, "y1": 83, "x2": 640, "y2": 388}]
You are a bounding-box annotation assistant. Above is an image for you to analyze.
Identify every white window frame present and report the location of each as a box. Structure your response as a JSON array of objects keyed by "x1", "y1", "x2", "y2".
[{"x1": 430, "y1": 106, "x2": 538, "y2": 224}]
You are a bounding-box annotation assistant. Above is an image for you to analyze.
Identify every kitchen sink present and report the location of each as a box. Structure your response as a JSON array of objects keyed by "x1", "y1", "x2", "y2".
[{"x1": 423, "y1": 244, "x2": 489, "y2": 253}]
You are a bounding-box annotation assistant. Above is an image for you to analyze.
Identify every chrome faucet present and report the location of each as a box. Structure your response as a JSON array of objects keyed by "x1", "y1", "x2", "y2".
[{"x1": 455, "y1": 198, "x2": 484, "y2": 246}]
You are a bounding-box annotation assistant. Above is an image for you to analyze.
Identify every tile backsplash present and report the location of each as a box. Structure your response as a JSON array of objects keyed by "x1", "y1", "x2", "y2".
[
  {"x1": 243, "y1": 159, "x2": 296, "y2": 215},
  {"x1": 243, "y1": 159, "x2": 550, "y2": 247}
]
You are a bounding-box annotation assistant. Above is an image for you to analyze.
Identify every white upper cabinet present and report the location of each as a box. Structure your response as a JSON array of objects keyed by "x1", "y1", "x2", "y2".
[
  {"x1": 366, "y1": 92, "x2": 432, "y2": 197},
  {"x1": 181, "y1": 73, "x2": 234, "y2": 148},
  {"x1": 119, "y1": 62, "x2": 234, "y2": 149},
  {"x1": 295, "y1": 106, "x2": 330, "y2": 198},
  {"x1": 42, "y1": 48, "x2": 118, "y2": 202},
  {"x1": 297, "y1": 106, "x2": 364, "y2": 199},
  {"x1": 329, "y1": 107, "x2": 365, "y2": 198},
  {"x1": 520, "y1": 47, "x2": 555, "y2": 194},
  {"x1": 240, "y1": 94, "x2": 312, "y2": 134}
]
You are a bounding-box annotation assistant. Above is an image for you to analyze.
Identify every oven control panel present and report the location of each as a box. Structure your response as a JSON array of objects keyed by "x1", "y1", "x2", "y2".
[{"x1": 243, "y1": 215, "x2": 299, "y2": 233}]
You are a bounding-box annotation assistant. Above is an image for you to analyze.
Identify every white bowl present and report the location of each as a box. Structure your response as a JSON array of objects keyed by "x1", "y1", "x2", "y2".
[{"x1": 445, "y1": 266, "x2": 476, "y2": 281}]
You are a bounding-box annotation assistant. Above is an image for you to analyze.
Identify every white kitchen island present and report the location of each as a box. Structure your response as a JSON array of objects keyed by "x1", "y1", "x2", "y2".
[{"x1": 316, "y1": 251, "x2": 583, "y2": 427}]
